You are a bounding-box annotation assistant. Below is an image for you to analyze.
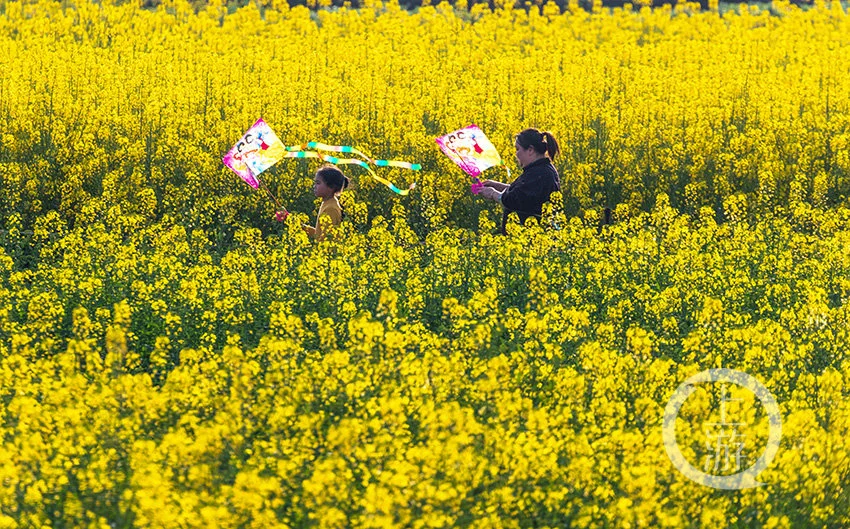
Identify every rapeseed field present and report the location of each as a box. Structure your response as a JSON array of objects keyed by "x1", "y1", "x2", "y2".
[{"x1": 0, "y1": 0, "x2": 848, "y2": 526}]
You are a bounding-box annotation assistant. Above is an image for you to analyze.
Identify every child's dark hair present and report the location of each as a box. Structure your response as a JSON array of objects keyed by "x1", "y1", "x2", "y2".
[
  {"x1": 516, "y1": 128, "x2": 560, "y2": 160},
  {"x1": 317, "y1": 165, "x2": 350, "y2": 193}
]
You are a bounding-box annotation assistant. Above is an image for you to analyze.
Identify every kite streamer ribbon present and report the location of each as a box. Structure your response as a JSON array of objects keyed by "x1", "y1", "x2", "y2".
[
  {"x1": 285, "y1": 142, "x2": 419, "y2": 195},
  {"x1": 284, "y1": 151, "x2": 416, "y2": 195}
]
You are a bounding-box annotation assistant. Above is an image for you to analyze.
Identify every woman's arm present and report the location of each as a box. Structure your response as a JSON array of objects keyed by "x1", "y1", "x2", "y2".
[
  {"x1": 480, "y1": 180, "x2": 509, "y2": 192},
  {"x1": 478, "y1": 186, "x2": 503, "y2": 203}
]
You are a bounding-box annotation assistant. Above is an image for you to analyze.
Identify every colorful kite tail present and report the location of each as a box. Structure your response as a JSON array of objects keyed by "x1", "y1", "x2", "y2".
[{"x1": 283, "y1": 146, "x2": 417, "y2": 196}]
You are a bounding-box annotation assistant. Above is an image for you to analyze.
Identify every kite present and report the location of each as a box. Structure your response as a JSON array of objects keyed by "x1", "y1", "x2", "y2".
[
  {"x1": 283, "y1": 142, "x2": 419, "y2": 196},
  {"x1": 222, "y1": 118, "x2": 287, "y2": 188},
  {"x1": 435, "y1": 124, "x2": 510, "y2": 195},
  {"x1": 223, "y1": 118, "x2": 289, "y2": 219}
]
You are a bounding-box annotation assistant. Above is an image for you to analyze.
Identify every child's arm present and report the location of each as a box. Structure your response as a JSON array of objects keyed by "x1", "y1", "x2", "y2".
[{"x1": 304, "y1": 203, "x2": 325, "y2": 238}]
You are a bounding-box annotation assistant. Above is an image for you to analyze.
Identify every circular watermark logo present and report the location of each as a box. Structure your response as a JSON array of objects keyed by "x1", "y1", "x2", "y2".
[{"x1": 662, "y1": 368, "x2": 782, "y2": 490}]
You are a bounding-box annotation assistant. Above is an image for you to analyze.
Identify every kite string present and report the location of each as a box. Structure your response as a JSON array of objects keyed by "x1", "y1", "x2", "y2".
[
  {"x1": 254, "y1": 171, "x2": 290, "y2": 220},
  {"x1": 256, "y1": 175, "x2": 283, "y2": 211},
  {"x1": 500, "y1": 160, "x2": 512, "y2": 179}
]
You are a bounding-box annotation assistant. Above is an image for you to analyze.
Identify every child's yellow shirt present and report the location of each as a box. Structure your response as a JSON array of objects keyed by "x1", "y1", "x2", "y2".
[{"x1": 305, "y1": 197, "x2": 342, "y2": 240}]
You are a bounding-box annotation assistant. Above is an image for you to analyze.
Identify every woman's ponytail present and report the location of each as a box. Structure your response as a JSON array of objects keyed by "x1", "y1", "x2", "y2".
[{"x1": 541, "y1": 131, "x2": 560, "y2": 160}]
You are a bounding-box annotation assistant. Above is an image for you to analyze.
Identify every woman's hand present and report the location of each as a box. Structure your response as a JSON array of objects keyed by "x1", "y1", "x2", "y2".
[
  {"x1": 480, "y1": 180, "x2": 509, "y2": 192},
  {"x1": 478, "y1": 187, "x2": 502, "y2": 202}
]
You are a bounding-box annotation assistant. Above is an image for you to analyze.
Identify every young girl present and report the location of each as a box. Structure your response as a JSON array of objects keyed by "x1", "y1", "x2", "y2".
[{"x1": 302, "y1": 165, "x2": 349, "y2": 241}]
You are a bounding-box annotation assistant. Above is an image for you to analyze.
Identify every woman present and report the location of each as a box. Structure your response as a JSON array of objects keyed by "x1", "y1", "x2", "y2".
[{"x1": 478, "y1": 128, "x2": 561, "y2": 235}]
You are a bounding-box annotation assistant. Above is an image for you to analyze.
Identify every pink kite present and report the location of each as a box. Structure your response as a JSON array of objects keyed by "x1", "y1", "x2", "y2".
[
  {"x1": 223, "y1": 118, "x2": 289, "y2": 219},
  {"x1": 436, "y1": 125, "x2": 510, "y2": 194},
  {"x1": 222, "y1": 118, "x2": 286, "y2": 189},
  {"x1": 436, "y1": 125, "x2": 508, "y2": 178}
]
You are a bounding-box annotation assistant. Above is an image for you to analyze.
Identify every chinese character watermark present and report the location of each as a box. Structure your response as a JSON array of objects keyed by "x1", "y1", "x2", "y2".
[
  {"x1": 662, "y1": 369, "x2": 782, "y2": 490},
  {"x1": 703, "y1": 384, "x2": 747, "y2": 473}
]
